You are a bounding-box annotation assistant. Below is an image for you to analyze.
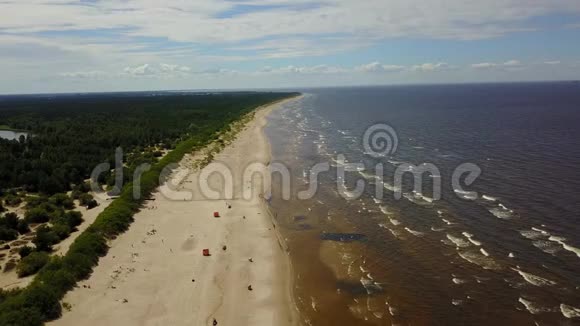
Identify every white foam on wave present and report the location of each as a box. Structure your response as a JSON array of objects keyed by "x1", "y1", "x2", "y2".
[
  {"x1": 532, "y1": 240, "x2": 562, "y2": 255},
  {"x1": 446, "y1": 234, "x2": 471, "y2": 248},
  {"x1": 454, "y1": 189, "x2": 478, "y2": 200},
  {"x1": 431, "y1": 226, "x2": 444, "y2": 232},
  {"x1": 379, "y1": 205, "x2": 389, "y2": 215},
  {"x1": 548, "y1": 236, "x2": 580, "y2": 258},
  {"x1": 488, "y1": 203, "x2": 513, "y2": 219},
  {"x1": 462, "y1": 232, "x2": 482, "y2": 246},
  {"x1": 458, "y1": 250, "x2": 501, "y2": 270},
  {"x1": 442, "y1": 218, "x2": 455, "y2": 226},
  {"x1": 531, "y1": 227, "x2": 550, "y2": 235},
  {"x1": 360, "y1": 277, "x2": 382, "y2": 294},
  {"x1": 561, "y1": 304, "x2": 580, "y2": 318},
  {"x1": 372, "y1": 197, "x2": 381, "y2": 204},
  {"x1": 405, "y1": 227, "x2": 424, "y2": 237},
  {"x1": 383, "y1": 182, "x2": 401, "y2": 193},
  {"x1": 508, "y1": 252, "x2": 515, "y2": 258},
  {"x1": 386, "y1": 159, "x2": 403, "y2": 166},
  {"x1": 388, "y1": 228, "x2": 405, "y2": 240},
  {"x1": 512, "y1": 268, "x2": 556, "y2": 287},
  {"x1": 482, "y1": 195, "x2": 497, "y2": 201},
  {"x1": 480, "y1": 248, "x2": 490, "y2": 256},
  {"x1": 452, "y1": 277, "x2": 467, "y2": 285},
  {"x1": 519, "y1": 297, "x2": 554, "y2": 315},
  {"x1": 389, "y1": 218, "x2": 401, "y2": 226},
  {"x1": 452, "y1": 299, "x2": 464, "y2": 306},
  {"x1": 403, "y1": 192, "x2": 433, "y2": 205},
  {"x1": 519, "y1": 229, "x2": 545, "y2": 240}
]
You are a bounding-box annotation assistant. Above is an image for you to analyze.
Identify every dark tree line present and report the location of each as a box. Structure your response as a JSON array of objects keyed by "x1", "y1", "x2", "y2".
[{"x1": 0, "y1": 92, "x2": 295, "y2": 194}]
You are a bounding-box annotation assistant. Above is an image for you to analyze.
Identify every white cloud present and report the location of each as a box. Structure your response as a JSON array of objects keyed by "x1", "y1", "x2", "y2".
[
  {"x1": 544, "y1": 60, "x2": 561, "y2": 65},
  {"x1": 257, "y1": 64, "x2": 347, "y2": 74},
  {"x1": 355, "y1": 62, "x2": 405, "y2": 73},
  {"x1": 59, "y1": 71, "x2": 109, "y2": 79},
  {"x1": 503, "y1": 59, "x2": 522, "y2": 67},
  {"x1": 411, "y1": 62, "x2": 451, "y2": 72},
  {"x1": 471, "y1": 59, "x2": 523, "y2": 70},
  {"x1": 122, "y1": 63, "x2": 192, "y2": 77}
]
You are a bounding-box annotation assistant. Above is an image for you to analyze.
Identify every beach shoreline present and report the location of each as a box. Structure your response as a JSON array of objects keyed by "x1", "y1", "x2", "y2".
[{"x1": 51, "y1": 96, "x2": 302, "y2": 326}]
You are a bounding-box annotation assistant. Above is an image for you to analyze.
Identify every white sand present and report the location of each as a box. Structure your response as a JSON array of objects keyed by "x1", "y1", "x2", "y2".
[{"x1": 52, "y1": 98, "x2": 300, "y2": 326}]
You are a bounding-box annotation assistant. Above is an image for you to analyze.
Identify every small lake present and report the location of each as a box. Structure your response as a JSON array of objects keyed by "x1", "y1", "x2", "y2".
[{"x1": 0, "y1": 130, "x2": 29, "y2": 141}]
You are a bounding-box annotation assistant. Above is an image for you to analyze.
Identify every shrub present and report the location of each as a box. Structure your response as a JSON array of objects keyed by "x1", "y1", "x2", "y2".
[
  {"x1": 0, "y1": 212, "x2": 20, "y2": 230},
  {"x1": 16, "y1": 252, "x2": 49, "y2": 277},
  {"x1": 78, "y1": 193, "x2": 94, "y2": 207},
  {"x1": 21, "y1": 285, "x2": 61, "y2": 320},
  {"x1": 17, "y1": 219, "x2": 29, "y2": 234},
  {"x1": 52, "y1": 223, "x2": 71, "y2": 240},
  {"x1": 24, "y1": 207, "x2": 50, "y2": 224},
  {"x1": 61, "y1": 211, "x2": 83, "y2": 230},
  {"x1": 4, "y1": 194, "x2": 22, "y2": 207},
  {"x1": 49, "y1": 193, "x2": 75, "y2": 210},
  {"x1": 18, "y1": 246, "x2": 33, "y2": 259},
  {"x1": 0, "y1": 227, "x2": 18, "y2": 241},
  {"x1": 0, "y1": 307, "x2": 42, "y2": 326},
  {"x1": 86, "y1": 199, "x2": 98, "y2": 209},
  {"x1": 32, "y1": 226, "x2": 59, "y2": 252}
]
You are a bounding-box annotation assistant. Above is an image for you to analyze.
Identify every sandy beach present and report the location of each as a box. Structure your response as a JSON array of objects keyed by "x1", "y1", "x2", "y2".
[{"x1": 51, "y1": 97, "x2": 301, "y2": 326}]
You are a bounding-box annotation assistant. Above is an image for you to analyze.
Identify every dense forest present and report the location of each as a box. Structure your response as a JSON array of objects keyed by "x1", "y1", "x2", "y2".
[
  {"x1": 0, "y1": 91, "x2": 296, "y2": 325},
  {"x1": 0, "y1": 92, "x2": 293, "y2": 194}
]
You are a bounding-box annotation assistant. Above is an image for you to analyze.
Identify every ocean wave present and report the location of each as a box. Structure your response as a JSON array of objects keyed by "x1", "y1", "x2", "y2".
[
  {"x1": 482, "y1": 195, "x2": 497, "y2": 202},
  {"x1": 388, "y1": 228, "x2": 405, "y2": 240},
  {"x1": 519, "y1": 229, "x2": 546, "y2": 240},
  {"x1": 512, "y1": 268, "x2": 556, "y2": 287},
  {"x1": 447, "y1": 234, "x2": 471, "y2": 248},
  {"x1": 462, "y1": 232, "x2": 482, "y2": 246},
  {"x1": 360, "y1": 277, "x2": 382, "y2": 295},
  {"x1": 452, "y1": 277, "x2": 467, "y2": 285},
  {"x1": 454, "y1": 189, "x2": 478, "y2": 200},
  {"x1": 386, "y1": 159, "x2": 404, "y2": 166},
  {"x1": 561, "y1": 304, "x2": 580, "y2": 318},
  {"x1": 383, "y1": 182, "x2": 401, "y2": 193},
  {"x1": 519, "y1": 297, "x2": 554, "y2": 315},
  {"x1": 379, "y1": 205, "x2": 389, "y2": 215},
  {"x1": 403, "y1": 192, "x2": 433, "y2": 205},
  {"x1": 532, "y1": 240, "x2": 562, "y2": 255},
  {"x1": 389, "y1": 218, "x2": 401, "y2": 226},
  {"x1": 548, "y1": 236, "x2": 580, "y2": 258},
  {"x1": 488, "y1": 203, "x2": 514, "y2": 219},
  {"x1": 458, "y1": 250, "x2": 501, "y2": 270},
  {"x1": 480, "y1": 248, "x2": 490, "y2": 256},
  {"x1": 404, "y1": 227, "x2": 424, "y2": 237},
  {"x1": 441, "y1": 218, "x2": 455, "y2": 225}
]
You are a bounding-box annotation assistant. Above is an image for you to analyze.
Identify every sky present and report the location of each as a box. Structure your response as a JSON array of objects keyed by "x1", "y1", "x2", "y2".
[{"x1": 1, "y1": 0, "x2": 580, "y2": 94}]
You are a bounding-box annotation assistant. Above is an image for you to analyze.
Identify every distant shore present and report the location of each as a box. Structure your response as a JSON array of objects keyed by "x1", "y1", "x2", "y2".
[{"x1": 51, "y1": 96, "x2": 302, "y2": 326}]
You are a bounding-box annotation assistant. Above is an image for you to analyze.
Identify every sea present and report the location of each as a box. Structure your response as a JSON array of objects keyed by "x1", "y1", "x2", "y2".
[{"x1": 264, "y1": 82, "x2": 580, "y2": 325}]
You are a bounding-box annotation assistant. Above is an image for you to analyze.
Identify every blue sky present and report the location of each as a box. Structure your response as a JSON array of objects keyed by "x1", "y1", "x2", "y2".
[{"x1": 1, "y1": 0, "x2": 580, "y2": 94}]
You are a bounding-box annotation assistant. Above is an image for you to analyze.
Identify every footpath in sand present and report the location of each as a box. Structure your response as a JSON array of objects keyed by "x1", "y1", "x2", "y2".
[{"x1": 52, "y1": 98, "x2": 300, "y2": 326}]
